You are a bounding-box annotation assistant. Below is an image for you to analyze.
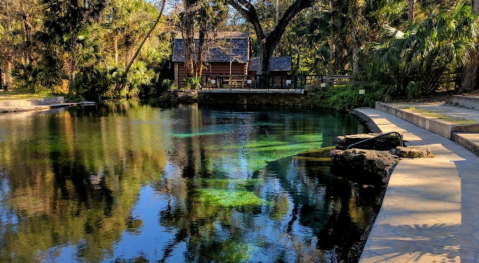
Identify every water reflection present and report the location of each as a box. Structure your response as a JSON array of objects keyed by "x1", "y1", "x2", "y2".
[{"x1": 0, "y1": 102, "x2": 377, "y2": 263}]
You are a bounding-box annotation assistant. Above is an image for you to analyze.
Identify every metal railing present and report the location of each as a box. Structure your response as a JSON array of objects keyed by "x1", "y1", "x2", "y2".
[
  {"x1": 346, "y1": 131, "x2": 404, "y2": 150},
  {"x1": 200, "y1": 74, "x2": 324, "y2": 90}
]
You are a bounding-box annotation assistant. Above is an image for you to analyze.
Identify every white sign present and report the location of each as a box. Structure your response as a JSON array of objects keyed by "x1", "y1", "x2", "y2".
[
  {"x1": 359, "y1": 89, "x2": 366, "y2": 95},
  {"x1": 286, "y1": 80, "x2": 292, "y2": 85},
  {"x1": 247, "y1": 80, "x2": 252, "y2": 84},
  {"x1": 211, "y1": 80, "x2": 216, "y2": 84},
  {"x1": 321, "y1": 83, "x2": 326, "y2": 88}
]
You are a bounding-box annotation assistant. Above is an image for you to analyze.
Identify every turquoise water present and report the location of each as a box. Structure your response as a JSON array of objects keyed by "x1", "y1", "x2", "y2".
[{"x1": 0, "y1": 102, "x2": 378, "y2": 262}]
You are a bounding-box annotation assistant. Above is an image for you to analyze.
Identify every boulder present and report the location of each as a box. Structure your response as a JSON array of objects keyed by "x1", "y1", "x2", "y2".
[
  {"x1": 390, "y1": 146, "x2": 434, "y2": 158},
  {"x1": 330, "y1": 148, "x2": 398, "y2": 179},
  {"x1": 335, "y1": 133, "x2": 403, "y2": 151}
]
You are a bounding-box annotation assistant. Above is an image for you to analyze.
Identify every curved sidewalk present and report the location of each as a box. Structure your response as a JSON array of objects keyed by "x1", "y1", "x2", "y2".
[{"x1": 357, "y1": 108, "x2": 479, "y2": 263}]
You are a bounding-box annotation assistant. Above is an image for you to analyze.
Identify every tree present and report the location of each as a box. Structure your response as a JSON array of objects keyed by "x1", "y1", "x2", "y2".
[
  {"x1": 473, "y1": 0, "x2": 479, "y2": 11},
  {"x1": 408, "y1": 0, "x2": 415, "y2": 23},
  {"x1": 41, "y1": 0, "x2": 106, "y2": 94},
  {"x1": 374, "y1": 2, "x2": 478, "y2": 96},
  {"x1": 349, "y1": 0, "x2": 362, "y2": 75},
  {"x1": 227, "y1": 0, "x2": 318, "y2": 76},
  {"x1": 0, "y1": 0, "x2": 25, "y2": 89},
  {"x1": 459, "y1": 0, "x2": 479, "y2": 92},
  {"x1": 195, "y1": 0, "x2": 227, "y2": 77},
  {"x1": 182, "y1": 0, "x2": 197, "y2": 77},
  {"x1": 329, "y1": 0, "x2": 336, "y2": 76}
]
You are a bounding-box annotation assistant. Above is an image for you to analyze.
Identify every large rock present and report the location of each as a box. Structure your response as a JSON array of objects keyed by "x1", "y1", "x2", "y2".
[
  {"x1": 335, "y1": 133, "x2": 403, "y2": 151},
  {"x1": 330, "y1": 149, "x2": 398, "y2": 179}
]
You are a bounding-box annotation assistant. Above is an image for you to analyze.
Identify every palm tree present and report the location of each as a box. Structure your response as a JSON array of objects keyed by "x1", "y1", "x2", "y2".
[{"x1": 374, "y1": 1, "x2": 478, "y2": 96}]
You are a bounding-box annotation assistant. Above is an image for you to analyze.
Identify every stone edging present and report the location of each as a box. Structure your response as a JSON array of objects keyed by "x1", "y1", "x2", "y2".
[
  {"x1": 0, "y1": 96, "x2": 65, "y2": 107},
  {"x1": 352, "y1": 109, "x2": 382, "y2": 133}
]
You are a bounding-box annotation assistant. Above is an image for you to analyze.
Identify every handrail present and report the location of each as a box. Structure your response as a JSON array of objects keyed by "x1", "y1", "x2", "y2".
[{"x1": 346, "y1": 131, "x2": 404, "y2": 150}]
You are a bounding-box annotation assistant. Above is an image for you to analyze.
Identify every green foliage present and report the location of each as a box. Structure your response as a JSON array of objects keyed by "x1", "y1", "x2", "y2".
[
  {"x1": 12, "y1": 64, "x2": 53, "y2": 93},
  {"x1": 184, "y1": 77, "x2": 202, "y2": 90},
  {"x1": 365, "y1": 1, "x2": 478, "y2": 97},
  {"x1": 310, "y1": 85, "x2": 381, "y2": 111},
  {"x1": 0, "y1": 0, "x2": 172, "y2": 99}
]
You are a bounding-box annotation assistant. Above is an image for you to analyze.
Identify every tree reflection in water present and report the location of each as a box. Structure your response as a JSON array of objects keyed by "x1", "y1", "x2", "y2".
[{"x1": 0, "y1": 102, "x2": 378, "y2": 262}]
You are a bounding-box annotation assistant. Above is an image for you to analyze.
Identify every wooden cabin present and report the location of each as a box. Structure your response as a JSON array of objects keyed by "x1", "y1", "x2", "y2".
[
  {"x1": 172, "y1": 32, "x2": 293, "y2": 88},
  {"x1": 248, "y1": 57, "x2": 292, "y2": 88},
  {"x1": 247, "y1": 57, "x2": 292, "y2": 76},
  {"x1": 172, "y1": 32, "x2": 250, "y2": 87}
]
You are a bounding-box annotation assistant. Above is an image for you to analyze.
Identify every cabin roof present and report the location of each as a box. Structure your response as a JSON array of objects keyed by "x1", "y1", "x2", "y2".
[
  {"x1": 248, "y1": 57, "x2": 292, "y2": 72},
  {"x1": 172, "y1": 32, "x2": 250, "y2": 63}
]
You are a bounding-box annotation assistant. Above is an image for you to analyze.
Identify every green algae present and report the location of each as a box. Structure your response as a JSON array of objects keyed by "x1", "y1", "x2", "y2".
[
  {"x1": 172, "y1": 131, "x2": 226, "y2": 138},
  {"x1": 195, "y1": 189, "x2": 267, "y2": 207},
  {"x1": 200, "y1": 179, "x2": 262, "y2": 188}
]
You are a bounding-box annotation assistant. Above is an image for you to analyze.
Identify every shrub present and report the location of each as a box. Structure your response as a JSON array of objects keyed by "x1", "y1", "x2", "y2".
[{"x1": 309, "y1": 84, "x2": 381, "y2": 111}]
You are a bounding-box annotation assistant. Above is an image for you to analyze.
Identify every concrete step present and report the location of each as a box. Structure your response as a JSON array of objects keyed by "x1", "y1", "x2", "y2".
[
  {"x1": 375, "y1": 102, "x2": 479, "y2": 157},
  {"x1": 375, "y1": 102, "x2": 479, "y2": 139},
  {"x1": 450, "y1": 95, "x2": 479, "y2": 109},
  {"x1": 451, "y1": 132, "x2": 479, "y2": 157}
]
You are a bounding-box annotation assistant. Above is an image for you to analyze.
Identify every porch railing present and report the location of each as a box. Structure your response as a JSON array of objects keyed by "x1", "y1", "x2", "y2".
[{"x1": 200, "y1": 74, "x2": 324, "y2": 90}]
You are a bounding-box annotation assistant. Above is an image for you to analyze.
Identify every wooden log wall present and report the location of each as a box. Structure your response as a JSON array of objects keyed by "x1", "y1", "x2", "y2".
[{"x1": 175, "y1": 62, "x2": 248, "y2": 87}]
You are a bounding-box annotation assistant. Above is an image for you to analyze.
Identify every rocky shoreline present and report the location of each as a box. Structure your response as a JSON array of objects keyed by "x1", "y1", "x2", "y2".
[{"x1": 329, "y1": 133, "x2": 433, "y2": 262}]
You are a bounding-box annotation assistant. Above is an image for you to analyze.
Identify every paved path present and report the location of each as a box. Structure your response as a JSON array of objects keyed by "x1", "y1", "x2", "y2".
[{"x1": 357, "y1": 108, "x2": 479, "y2": 263}]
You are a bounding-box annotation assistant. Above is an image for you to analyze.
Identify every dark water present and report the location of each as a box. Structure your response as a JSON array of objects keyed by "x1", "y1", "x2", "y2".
[{"x1": 0, "y1": 102, "x2": 379, "y2": 263}]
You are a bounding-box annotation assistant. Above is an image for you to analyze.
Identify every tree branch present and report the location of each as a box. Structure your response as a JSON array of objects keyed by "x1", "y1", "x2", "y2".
[
  {"x1": 267, "y1": 0, "x2": 314, "y2": 47},
  {"x1": 227, "y1": 0, "x2": 265, "y2": 40},
  {"x1": 124, "y1": 0, "x2": 167, "y2": 77}
]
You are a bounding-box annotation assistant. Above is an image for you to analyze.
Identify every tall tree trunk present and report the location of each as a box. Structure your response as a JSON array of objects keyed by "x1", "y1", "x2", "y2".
[
  {"x1": 69, "y1": 28, "x2": 78, "y2": 94},
  {"x1": 183, "y1": 0, "x2": 197, "y2": 77},
  {"x1": 274, "y1": 0, "x2": 279, "y2": 57},
  {"x1": 460, "y1": 52, "x2": 479, "y2": 92},
  {"x1": 258, "y1": 43, "x2": 274, "y2": 87},
  {"x1": 197, "y1": 29, "x2": 205, "y2": 78},
  {"x1": 350, "y1": 0, "x2": 361, "y2": 76},
  {"x1": 329, "y1": 0, "x2": 335, "y2": 76},
  {"x1": 408, "y1": 0, "x2": 415, "y2": 23},
  {"x1": 5, "y1": 57, "x2": 13, "y2": 90},
  {"x1": 295, "y1": 43, "x2": 301, "y2": 71},
  {"x1": 21, "y1": 8, "x2": 34, "y2": 64},
  {"x1": 114, "y1": 35, "x2": 119, "y2": 64},
  {"x1": 351, "y1": 30, "x2": 360, "y2": 75},
  {"x1": 259, "y1": 43, "x2": 274, "y2": 75},
  {"x1": 459, "y1": 2, "x2": 479, "y2": 93},
  {"x1": 125, "y1": 35, "x2": 132, "y2": 68}
]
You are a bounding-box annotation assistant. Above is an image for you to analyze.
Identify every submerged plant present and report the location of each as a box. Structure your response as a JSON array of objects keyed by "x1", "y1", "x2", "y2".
[{"x1": 195, "y1": 189, "x2": 267, "y2": 208}]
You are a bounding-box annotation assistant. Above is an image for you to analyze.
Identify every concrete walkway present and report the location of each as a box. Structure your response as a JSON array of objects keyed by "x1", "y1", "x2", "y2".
[{"x1": 357, "y1": 108, "x2": 479, "y2": 263}]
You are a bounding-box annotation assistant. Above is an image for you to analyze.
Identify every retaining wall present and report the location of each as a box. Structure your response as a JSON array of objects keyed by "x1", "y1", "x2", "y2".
[
  {"x1": 450, "y1": 95, "x2": 479, "y2": 109},
  {"x1": 0, "y1": 97, "x2": 65, "y2": 107},
  {"x1": 375, "y1": 102, "x2": 456, "y2": 138},
  {"x1": 198, "y1": 92, "x2": 305, "y2": 106}
]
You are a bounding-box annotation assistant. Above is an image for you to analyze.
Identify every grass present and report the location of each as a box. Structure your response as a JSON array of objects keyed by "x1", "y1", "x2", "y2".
[
  {"x1": 0, "y1": 90, "x2": 60, "y2": 100},
  {"x1": 403, "y1": 106, "x2": 477, "y2": 125}
]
